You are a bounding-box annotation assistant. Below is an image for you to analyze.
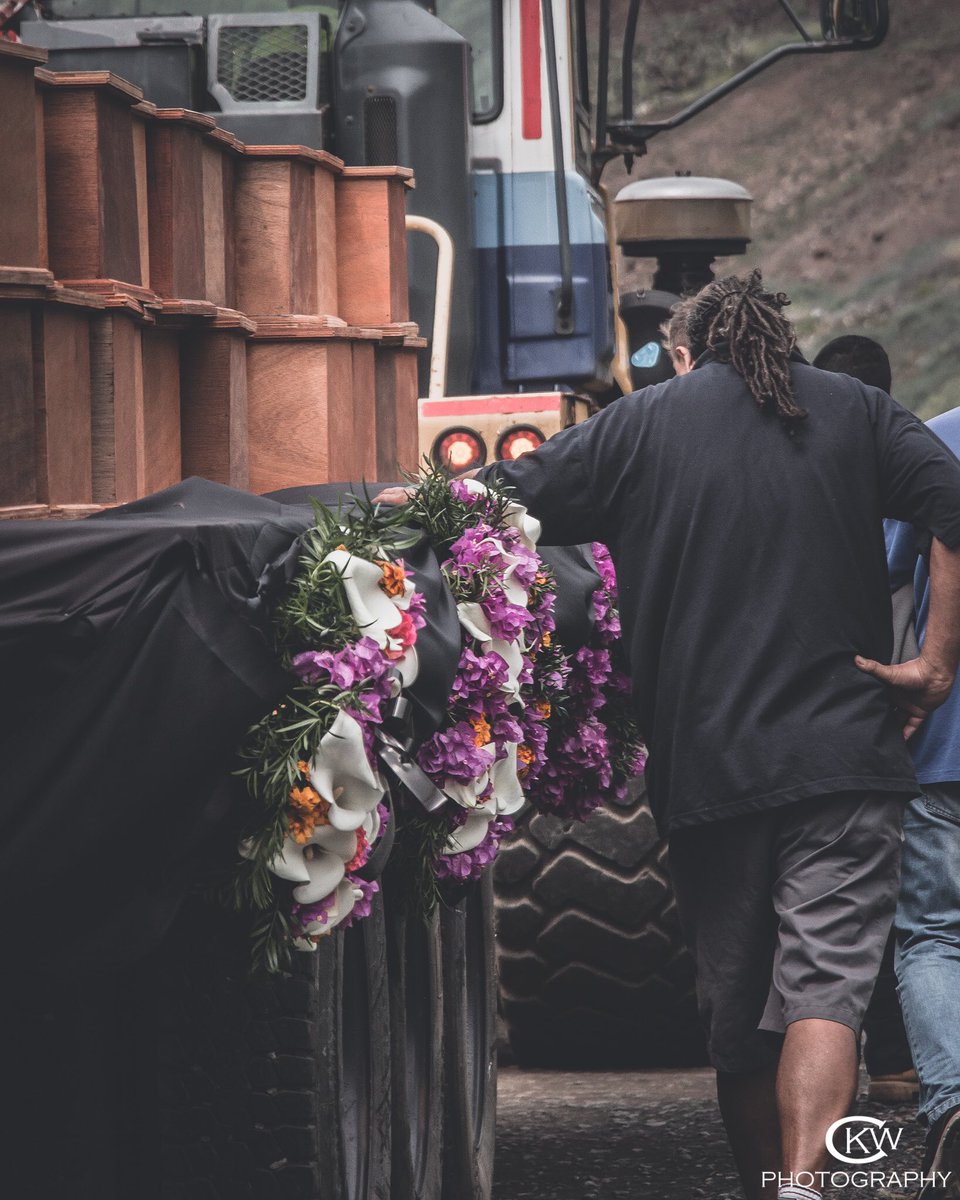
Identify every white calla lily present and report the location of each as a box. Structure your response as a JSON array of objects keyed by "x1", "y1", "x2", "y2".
[
  {"x1": 290, "y1": 826, "x2": 357, "y2": 904},
  {"x1": 457, "y1": 602, "x2": 525, "y2": 700},
  {"x1": 257, "y1": 838, "x2": 311, "y2": 884},
  {"x1": 323, "y1": 548, "x2": 419, "y2": 686},
  {"x1": 442, "y1": 746, "x2": 497, "y2": 811},
  {"x1": 294, "y1": 879, "x2": 363, "y2": 948},
  {"x1": 309, "y1": 710, "x2": 386, "y2": 832},
  {"x1": 501, "y1": 553, "x2": 532, "y2": 609},
  {"x1": 490, "y1": 743, "x2": 526, "y2": 816},
  {"x1": 442, "y1": 809, "x2": 496, "y2": 855}
]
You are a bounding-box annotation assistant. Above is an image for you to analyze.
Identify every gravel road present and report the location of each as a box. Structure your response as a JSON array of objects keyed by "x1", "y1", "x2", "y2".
[{"x1": 494, "y1": 1068, "x2": 925, "y2": 1200}]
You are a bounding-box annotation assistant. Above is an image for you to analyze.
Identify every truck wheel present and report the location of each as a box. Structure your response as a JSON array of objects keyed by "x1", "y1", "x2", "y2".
[
  {"x1": 158, "y1": 894, "x2": 391, "y2": 1199},
  {"x1": 384, "y1": 893, "x2": 443, "y2": 1200},
  {"x1": 321, "y1": 895, "x2": 392, "y2": 1200},
  {"x1": 439, "y1": 874, "x2": 497, "y2": 1200},
  {"x1": 494, "y1": 781, "x2": 707, "y2": 1068}
]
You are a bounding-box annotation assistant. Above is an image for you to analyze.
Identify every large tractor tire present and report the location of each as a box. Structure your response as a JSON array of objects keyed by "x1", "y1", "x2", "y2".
[
  {"x1": 158, "y1": 895, "x2": 392, "y2": 1200},
  {"x1": 494, "y1": 780, "x2": 707, "y2": 1068},
  {"x1": 384, "y1": 892, "x2": 444, "y2": 1200},
  {"x1": 439, "y1": 874, "x2": 497, "y2": 1200}
]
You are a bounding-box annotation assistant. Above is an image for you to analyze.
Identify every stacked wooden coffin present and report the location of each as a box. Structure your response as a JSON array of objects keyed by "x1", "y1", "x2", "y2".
[{"x1": 0, "y1": 41, "x2": 424, "y2": 516}]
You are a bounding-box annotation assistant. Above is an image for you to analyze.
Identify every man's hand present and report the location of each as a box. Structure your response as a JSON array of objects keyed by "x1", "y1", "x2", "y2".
[
  {"x1": 854, "y1": 654, "x2": 955, "y2": 739},
  {"x1": 373, "y1": 486, "x2": 417, "y2": 506}
]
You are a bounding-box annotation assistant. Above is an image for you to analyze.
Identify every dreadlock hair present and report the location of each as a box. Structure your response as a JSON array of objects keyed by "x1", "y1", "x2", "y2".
[{"x1": 684, "y1": 269, "x2": 807, "y2": 433}]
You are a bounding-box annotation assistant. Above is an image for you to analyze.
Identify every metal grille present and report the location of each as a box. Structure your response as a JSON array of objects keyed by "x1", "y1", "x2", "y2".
[
  {"x1": 216, "y1": 24, "x2": 309, "y2": 104},
  {"x1": 364, "y1": 95, "x2": 398, "y2": 166}
]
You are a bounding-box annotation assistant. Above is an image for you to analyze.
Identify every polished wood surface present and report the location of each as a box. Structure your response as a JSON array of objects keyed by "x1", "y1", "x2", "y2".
[{"x1": 0, "y1": 59, "x2": 420, "y2": 509}]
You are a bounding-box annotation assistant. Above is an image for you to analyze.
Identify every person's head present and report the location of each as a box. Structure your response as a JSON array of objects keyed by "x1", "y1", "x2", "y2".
[
  {"x1": 660, "y1": 299, "x2": 697, "y2": 376},
  {"x1": 683, "y1": 269, "x2": 806, "y2": 433},
  {"x1": 813, "y1": 335, "x2": 892, "y2": 393}
]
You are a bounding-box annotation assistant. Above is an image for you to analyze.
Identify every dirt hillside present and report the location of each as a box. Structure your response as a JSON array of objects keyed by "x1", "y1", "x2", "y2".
[{"x1": 609, "y1": 0, "x2": 960, "y2": 418}]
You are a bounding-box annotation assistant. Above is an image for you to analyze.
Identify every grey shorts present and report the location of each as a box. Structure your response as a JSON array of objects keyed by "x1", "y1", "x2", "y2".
[{"x1": 668, "y1": 791, "x2": 906, "y2": 1074}]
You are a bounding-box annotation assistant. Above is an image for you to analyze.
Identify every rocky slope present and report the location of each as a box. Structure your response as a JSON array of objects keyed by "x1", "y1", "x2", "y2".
[{"x1": 609, "y1": 0, "x2": 960, "y2": 417}]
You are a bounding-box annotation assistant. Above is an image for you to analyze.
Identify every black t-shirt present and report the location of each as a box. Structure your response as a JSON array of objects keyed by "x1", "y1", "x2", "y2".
[{"x1": 489, "y1": 354, "x2": 960, "y2": 833}]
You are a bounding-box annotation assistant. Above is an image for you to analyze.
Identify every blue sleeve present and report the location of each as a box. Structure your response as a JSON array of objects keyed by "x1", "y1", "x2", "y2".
[{"x1": 884, "y1": 518, "x2": 919, "y2": 591}]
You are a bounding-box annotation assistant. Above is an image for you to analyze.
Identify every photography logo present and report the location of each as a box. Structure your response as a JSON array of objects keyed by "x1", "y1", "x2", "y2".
[
  {"x1": 825, "y1": 1116, "x2": 902, "y2": 1165},
  {"x1": 764, "y1": 1117, "x2": 953, "y2": 1191}
]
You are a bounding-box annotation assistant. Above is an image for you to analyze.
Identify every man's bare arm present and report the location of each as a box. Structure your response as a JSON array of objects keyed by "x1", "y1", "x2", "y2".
[
  {"x1": 373, "y1": 468, "x2": 481, "y2": 507},
  {"x1": 856, "y1": 536, "x2": 960, "y2": 738}
]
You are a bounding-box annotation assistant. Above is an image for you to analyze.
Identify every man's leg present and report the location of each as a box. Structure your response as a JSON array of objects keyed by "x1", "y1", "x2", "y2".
[
  {"x1": 716, "y1": 1067, "x2": 781, "y2": 1200},
  {"x1": 768, "y1": 793, "x2": 904, "y2": 1196},
  {"x1": 777, "y1": 1018, "x2": 858, "y2": 1175},
  {"x1": 667, "y1": 819, "x2": 782, "y2": 1198},
  {"x1": 895, "y1": 787, "x2": 960, "y2": 1189}
]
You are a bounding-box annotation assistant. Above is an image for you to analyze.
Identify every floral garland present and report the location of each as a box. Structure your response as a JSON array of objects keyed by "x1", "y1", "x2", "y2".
[
  {"x1": 394, "y1": 474, "x2": 547, "y2": 895},
  {"x1": 520, "y1": 541, "x2": 647, "y2": 821},
  {"x1": 225, "y1": 475, "x2": 647, "y2": 969},
  {"x1": 224, "y1": 500, "x2": 424, "y2": 972}
]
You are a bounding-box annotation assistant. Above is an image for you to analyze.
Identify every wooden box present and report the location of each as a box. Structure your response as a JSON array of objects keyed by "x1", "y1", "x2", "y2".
[
  {"x1": 88, "y1": 306, "x2": 183, "y2": 503},
  {"x1": 235, "y1": 147, "x2": 341, "y2": 318},
  {"x1": 336, "y1": 167, "x2": 412, "y2": 327},
  {"x1": 0, "y1": 286, "x2": 103, "y2": 508},
  {"x1": 351, "y1": 339, "x2": 379, "y2": 482},
  {"x1": 40, "y1": 70, "x2": 152, "y2": 300},
  {"x1": 246, "y1": 322, "x2": 362, "y2": 493},
  {"x1": 0, "y1": 43, "x2": 50, "y2": 278},
  {"x1": 180, "y1": 313, "x2": 253, "y2": 489},
  {"x1": 147, "y1": 112, "x2": 242, "y2": 308},
  {"x1": 141, "y1": 327, "x2": 183, "y2": 495},
  {"x1": 375, "y1": 339, "x2": 423, "y2": 479}
]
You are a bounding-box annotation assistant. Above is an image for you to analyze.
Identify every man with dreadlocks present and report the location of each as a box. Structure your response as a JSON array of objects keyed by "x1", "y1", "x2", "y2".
[{"x1": 377, "y1": 269, "x2": 960, "y2": 1199}]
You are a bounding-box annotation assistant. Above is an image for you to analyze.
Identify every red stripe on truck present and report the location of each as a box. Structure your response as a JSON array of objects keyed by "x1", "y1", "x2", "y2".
[
  {"x1": 520, "y1": 0, "x2": 542, "y2": 140},
  {"x1": 421, "y1": 395, "x2": 561, "y2": 417}
]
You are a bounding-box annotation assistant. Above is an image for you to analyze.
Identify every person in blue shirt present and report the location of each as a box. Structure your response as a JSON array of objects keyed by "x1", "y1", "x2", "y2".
[
  {"x1": 886, "y1": 403, "x2": 960, "y2": 1197},
  {"x1": 814, "y1": 335, "x2": 918, "y2": 1107}
]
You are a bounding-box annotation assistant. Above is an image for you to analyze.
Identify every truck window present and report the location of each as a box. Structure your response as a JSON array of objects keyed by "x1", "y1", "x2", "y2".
[{"x1": 433, "y1": 0, "x2": 501, "y2": 122}]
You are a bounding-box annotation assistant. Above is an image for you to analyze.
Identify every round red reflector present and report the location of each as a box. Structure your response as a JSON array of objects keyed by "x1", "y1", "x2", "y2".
[
  {"x1": 497, "y1": 425, "x2": 545, "y2": 461},
  {"x1": 432, "y1": 427, "x2": 487, "y2": 472}
]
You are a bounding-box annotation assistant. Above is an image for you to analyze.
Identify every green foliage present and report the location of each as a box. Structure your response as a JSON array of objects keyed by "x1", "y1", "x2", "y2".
[
  {"x1": 223, "y1": 490, "x2": 420, "y2": 974},
  {"x1": 402, "y1": 460, "x2": 512, "y2": 550}
]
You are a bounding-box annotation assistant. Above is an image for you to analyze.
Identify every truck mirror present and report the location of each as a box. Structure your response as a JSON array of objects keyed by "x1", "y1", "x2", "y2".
[{"x1": 820, "y1": 0, "x2": 889, "y2": 43}]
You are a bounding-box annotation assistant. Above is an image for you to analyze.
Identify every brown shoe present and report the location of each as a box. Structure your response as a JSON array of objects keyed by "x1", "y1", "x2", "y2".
[
  {"x1": 868, "y1": 1068, "x2": 920, "y2": 1104},
  {"x1": 918, "y1": 1106, "x2": 960, "y2": 1196}
]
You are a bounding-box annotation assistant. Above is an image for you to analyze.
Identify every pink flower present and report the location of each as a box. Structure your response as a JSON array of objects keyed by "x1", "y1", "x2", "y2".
[{"x1": 384, "y1": 609, "x2": 417, "y2": 659}]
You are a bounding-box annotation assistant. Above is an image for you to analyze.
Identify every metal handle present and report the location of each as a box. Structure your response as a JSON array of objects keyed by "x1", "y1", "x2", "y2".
[{"x1": 405, "y1": 214, "x2": 455, "y2": 401}]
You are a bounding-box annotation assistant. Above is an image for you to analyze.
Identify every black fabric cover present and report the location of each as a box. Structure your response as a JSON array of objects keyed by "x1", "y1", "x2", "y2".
[
  {"x1": 0, "y1": 478, "x2": 474, "y2": 972},
  {"x1": 0, "y1": 479, "x2": 312, "y2": 971}
]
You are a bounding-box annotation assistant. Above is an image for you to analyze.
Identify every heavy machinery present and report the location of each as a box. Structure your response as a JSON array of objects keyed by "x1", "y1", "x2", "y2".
[{"x1": 0, "y1": 0, "x2": 892, "y2": 1192}]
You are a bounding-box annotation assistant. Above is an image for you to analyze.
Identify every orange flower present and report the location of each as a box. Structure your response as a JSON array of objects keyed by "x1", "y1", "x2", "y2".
[
  {"x1": 517, "y1": 744, "x2": 535, "y2": 766},
  {"x1": 377, "y1": 560, "x2": 407, "y2": 599},
  {"x1": 297, "y1": 759, "x2": 312, "y2": 777},
  {"x1": 471, "y1": 715, "x2": 492, "y2": 747},
  {"x1": 289, "y1": 810, "x2": 324, "y2": 843},
  {"x1": 290, "y1": 784, "x2": 321, "y2": 812},
  {"x1": 536, "y1": 701, "x2": 552, "y2": 720}
]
